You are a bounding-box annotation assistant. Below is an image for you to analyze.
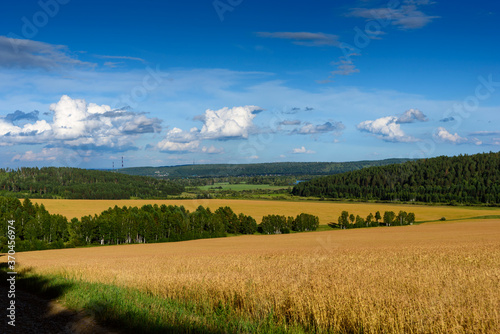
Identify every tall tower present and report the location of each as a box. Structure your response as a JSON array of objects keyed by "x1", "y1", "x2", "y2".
[{"x1": 121, "y1": 156, "x2": 124, "y2": 168}]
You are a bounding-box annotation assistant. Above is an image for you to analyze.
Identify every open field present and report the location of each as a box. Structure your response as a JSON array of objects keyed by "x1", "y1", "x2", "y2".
[
  {"x1": 10, "y1": 219, "x2": 500, "y2": 333},
  {"x1": 32, "y1": 198, "x2": 500, "y2": 223},
  {"x1": 195, "y1": 182, "x2": 289, "y2": 191}
]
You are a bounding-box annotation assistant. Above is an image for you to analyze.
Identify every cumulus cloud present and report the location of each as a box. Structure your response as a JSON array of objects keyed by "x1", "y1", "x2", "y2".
[
  {"x1": 348, "y1": 1, "x2": 439, "y2": 30},
  {"x1": 156, "y1": 127, "x2": 201, "y2": 153},
  {"x1": 293, "y1": 121, "x2": 345, "y2": 135},
  {"x1": 0, "y1": 36, "x2": 94, "y2": 69},
  {"x1": 0, "y1": 95, "x2": 161, "y2": 149},
  {"x1": 433, "y1": 127, "x2": 468, "y2": 144},
  {"x1": 156, "y1": 105, "x2": 262, "y2": 154},
  {"x1": 292, "y1": 146, "x2": 315, "y2": 154},
  {"x1": 396, "y1": 108, "x2": 428, "y2": 123},
  {"x1": 256, "y1": 32, "x2": 341, "y2": 47},
  {"x1": 357, "y1": 116, "x2": 418, "y2": 142},
  {"x1": 199, "y1": 105, "x2": 262, "y2": 140}
]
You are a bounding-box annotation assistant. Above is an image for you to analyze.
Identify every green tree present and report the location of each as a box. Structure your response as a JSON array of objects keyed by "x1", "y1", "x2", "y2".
[{"x1": 383, "y1": 211, "x2": 396, "y2": 226}]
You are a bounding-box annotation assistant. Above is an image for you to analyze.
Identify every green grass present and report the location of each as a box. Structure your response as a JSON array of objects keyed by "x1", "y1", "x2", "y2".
[
  {"x1": 1, "y1": 265, "x2": 307, "y2": 334},
  {"x1": 196, "y1": 182, "x2": 289, "y2": 192}
]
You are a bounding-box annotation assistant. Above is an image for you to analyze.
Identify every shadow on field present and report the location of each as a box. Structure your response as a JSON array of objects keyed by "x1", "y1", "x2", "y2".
[
  {"x1": 0, "y1": 263, "x2": 228, "y2": 334},
  {"x1": 0, "y1": 262, "x2": 81, "y2": 334}
]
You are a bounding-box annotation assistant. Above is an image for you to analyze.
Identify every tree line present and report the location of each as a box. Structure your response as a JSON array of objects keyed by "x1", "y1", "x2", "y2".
[
  {"x1": 119, "y1": 159, "x2": 410, "y2": 179},
  {"x1": 292, "y1": 152, "x2": 500, "y2": 205},
  {"x1": 0, "y1": 167, "x2": 184, "y2": 199},
  {"x1": 329, "y1": 210, "x2": 415, "y2": 229},
  {"x1": 0, "y1": 197, "x2": 320, "y2": 252}
]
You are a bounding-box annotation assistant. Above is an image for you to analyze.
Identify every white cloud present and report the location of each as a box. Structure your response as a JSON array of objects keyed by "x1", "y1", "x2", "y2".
[
  {"x1": 156, "y1": 105, "x2": 261, "y2": 153},
  {"x1": 397, "y1": 108, "x2": 428, "y2": 123},
  {"x1": 157, "y1": 140, "x2": 200, "y2": 153},
  {"x1": 357, "y1": 116, "x2": 418, "y2": 142},
  {"x1": 201, "y1": 145, "x2": 224, "y2": 154},
  {"x1": 200, "y1": 105, "x2": 262, "y2": 139},
  {"x1": 433, "y1": 127, "x2": 468, "y2": 144},
  {"x1": 256, "y1": 32, "x2": 340, "y2": 47},
  {"x1": 292, "y1": 146, "x2": 315, "y2": 154},
  {"x1": 0, "y1": 95, "x2": 161, "y2": 149},
  {"x1": 11, "y1": 148, "x2": 63, "y2": 162}
]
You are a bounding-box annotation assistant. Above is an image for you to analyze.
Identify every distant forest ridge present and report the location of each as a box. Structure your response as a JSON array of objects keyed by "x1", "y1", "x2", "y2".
[
  {"x1": 292, "y1": 151, "x2": 500, "y2": 205},
  {"x1": 0, "y1": 167, "x2": 184, "y2": 199},
  {"x1": 118, "y1": 159, "x2": 411, "y2": 178}
]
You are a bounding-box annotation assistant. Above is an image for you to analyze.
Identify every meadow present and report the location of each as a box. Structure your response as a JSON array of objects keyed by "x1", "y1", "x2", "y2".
[
  {"x1": 9, "y1": 219, "x2": 500, "y2": 333},
  {"x1": 195, "y1": 182, "x2": 289, "y2": 192},
  {"x1": 32, "y1": 198, "x2": 500, "y2": 223}
]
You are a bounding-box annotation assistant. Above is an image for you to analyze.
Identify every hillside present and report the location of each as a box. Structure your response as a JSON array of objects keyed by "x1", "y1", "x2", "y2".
[
  {"x1": 118, "y1": 159, "x2": 411, "y2": 178},
  {"x1": 292, "y1": 151, "x2": 500, "y2": 205},
  {"x1": 0, "y1": 167, "x2": 184, "y2": 199}
]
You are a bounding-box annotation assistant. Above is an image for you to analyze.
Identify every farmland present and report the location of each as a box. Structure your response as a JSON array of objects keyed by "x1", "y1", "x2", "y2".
[
  {"x1": 32, "y1": 198, "x2": 500, "y2": 223},
  {"x1": 9, "y1": 219, "x2": 500, "y2": 333}
]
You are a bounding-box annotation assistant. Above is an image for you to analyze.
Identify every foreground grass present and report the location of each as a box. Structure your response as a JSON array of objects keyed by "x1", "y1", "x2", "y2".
[
  {"x1": 8, "y1": 220, "x2": 500, "y2": 333},
  {"x1": 2, "y1": 266, "x2": 302, "y2": 333}
]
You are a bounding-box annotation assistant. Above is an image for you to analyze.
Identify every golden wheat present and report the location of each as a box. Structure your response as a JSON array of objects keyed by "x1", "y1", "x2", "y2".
[
  {"x1": 31, "y1": 198, "x2": 500, "y2": 224},
  {"x1": 10, "y1": 219, "x2": 500, "y2": 333}
]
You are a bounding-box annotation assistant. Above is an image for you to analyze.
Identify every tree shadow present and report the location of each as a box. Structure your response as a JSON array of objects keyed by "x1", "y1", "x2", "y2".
[
  {"x1": 0, "y1": 263, "x2": 229, "y2": 333},
  {"x1": 0, "y1": 262, "x2": 82, "y2": 333}
]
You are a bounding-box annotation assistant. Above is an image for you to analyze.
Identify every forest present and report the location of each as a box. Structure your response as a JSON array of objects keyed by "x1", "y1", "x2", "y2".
[
  {"x1": 119, "y1": 159, "x2": 410, "y2": 178},
  {"x1": 0, "y1": 197, "x2": 320, "y2": 252},
  {"x1": 0, "y1": 167, "x2": 184, "y2": 199},
  {"x1": 292, "y1": 151, "x2": 500, "y2": 205}
]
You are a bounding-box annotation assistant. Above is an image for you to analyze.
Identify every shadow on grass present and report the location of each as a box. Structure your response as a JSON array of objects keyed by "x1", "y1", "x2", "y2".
[
  {"x1": 0, "y1": 262, "x2": 78, "y2": 333},
  {"x1": 0, "y1": 263, "x2": 233, "y2": 334}
]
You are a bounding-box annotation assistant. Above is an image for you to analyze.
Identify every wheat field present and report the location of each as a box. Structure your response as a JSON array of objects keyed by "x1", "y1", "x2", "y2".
[
  {"x1": 32, "y1": 198, "x2": 500, "y2": 223},
  {"x1": 13, "y1": 219, "x2": 500, "y2": 333}
]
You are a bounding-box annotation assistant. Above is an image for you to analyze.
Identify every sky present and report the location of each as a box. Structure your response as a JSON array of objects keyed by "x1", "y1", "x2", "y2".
[{"x1": 0, "y1": 0, "x2": 499, "y2": 169}]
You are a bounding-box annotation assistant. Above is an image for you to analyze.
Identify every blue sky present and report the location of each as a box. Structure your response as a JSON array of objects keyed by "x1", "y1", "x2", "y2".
[{"x1": 0, "y1": 0, "x2": 499, "y2": 168}]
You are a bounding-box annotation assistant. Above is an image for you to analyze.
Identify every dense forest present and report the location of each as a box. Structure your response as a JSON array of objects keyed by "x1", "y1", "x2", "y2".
[
  {"x1": 0, "y1": 197, "x2": 320, "y2": 252},
  {"x1": 119, "y1": 159, "x2": 410, "y2": 179},
  {"x1": 0, "y1": 167, "x2": 184, "y2": 199},
  {"x1": 292, "y1": 152, "x2": 500, "y2": 205}
]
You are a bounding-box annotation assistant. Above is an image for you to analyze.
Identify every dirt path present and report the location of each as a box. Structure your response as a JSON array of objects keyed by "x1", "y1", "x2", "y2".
[{"x1": 0, "y1": 285, "x2": 118, "y2": 334}]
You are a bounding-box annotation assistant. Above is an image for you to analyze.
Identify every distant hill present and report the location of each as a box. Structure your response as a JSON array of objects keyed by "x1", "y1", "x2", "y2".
[
  {"x1": 292, "y1": 152, "x2": 500, "y2": 205},
  {"x1": 0, "y1": 167, "x2": 184, "y2": 199},
  {"x1": 118, "y1": 159, "x2": 411, "y2": 179}
]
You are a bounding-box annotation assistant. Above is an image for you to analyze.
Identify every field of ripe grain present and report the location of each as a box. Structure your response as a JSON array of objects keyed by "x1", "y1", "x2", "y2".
[
  {"x1": 13, "y1": 220, "x2": 500, "y2": 333},
  {"x1": 31, "y1": 198, "x2": 500, "y2": 223}
]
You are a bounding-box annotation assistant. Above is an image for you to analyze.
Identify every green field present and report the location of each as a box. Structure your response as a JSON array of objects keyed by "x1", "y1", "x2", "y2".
[{"x1": 195, "y1": 182, "x2": 289, "y2": 191}]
